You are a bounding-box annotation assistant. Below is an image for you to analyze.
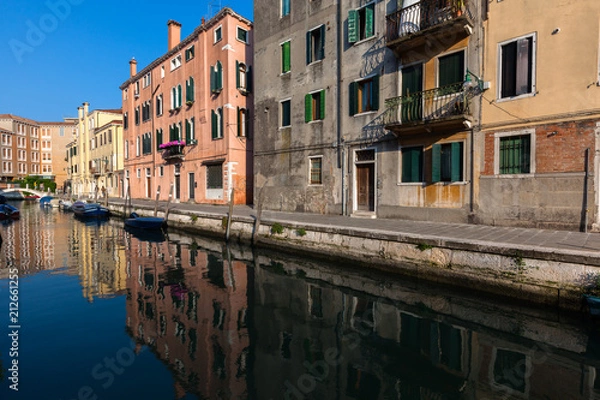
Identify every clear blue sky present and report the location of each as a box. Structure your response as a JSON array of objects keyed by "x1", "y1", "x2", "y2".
[{"x1": 0, "y1": 0, "x2": 253, "y2": 122}]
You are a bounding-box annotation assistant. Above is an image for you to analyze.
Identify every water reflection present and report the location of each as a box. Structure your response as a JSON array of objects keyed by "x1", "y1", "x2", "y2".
[{"x1": 2, "y1": 204, "x2": 600, "y2": 399}]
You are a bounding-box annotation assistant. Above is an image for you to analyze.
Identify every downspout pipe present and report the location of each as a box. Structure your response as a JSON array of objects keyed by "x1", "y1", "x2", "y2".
[{"x1": 336, "y1": 0, "x2": 345, "y2": 215}]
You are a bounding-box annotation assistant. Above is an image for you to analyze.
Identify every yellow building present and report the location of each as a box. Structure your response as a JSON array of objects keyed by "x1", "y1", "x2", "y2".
[
  {"x1": 479, "y1": 0, "x2": 600, "y2": 231},
  {"x1": 68, "y1": 103, "x2": 122, "y2": 198},
  {"x1": 38, "y1": 119, "x2": 77, "y2": 191}
]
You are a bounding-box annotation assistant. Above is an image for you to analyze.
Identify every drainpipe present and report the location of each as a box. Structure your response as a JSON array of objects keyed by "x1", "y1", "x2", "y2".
[
  {"x1": 584, "y1": 148, "x2": 590, "y2": 233},
  {"x1": 336, "y1": 0, "x2": 345, "y2": 215}
]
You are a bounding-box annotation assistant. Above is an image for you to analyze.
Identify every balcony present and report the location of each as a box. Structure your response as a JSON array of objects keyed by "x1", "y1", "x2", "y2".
[
  {"x1": 383, "y1": 82, "x2": 475, "y2": 135},
  {"x1": 161, "y1": 145, "x2": 185, "y2": 162},
  {"x1": 385, "y1": 0, "x2": 473, "y2": 56}
]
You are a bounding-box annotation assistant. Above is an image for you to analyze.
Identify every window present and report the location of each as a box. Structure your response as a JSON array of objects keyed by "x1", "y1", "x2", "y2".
[
  {"x1": 309, "y1": 157, "x2": 322, "y2": 185},
  {"x1": 142, "y1": 101, "x2": 151, "y2": 122},
  {"x1": 236, "y1": 61, "x2": 251, "y2": 92},
  {"x1": 432, "y1": 142, "x2": 464, "y2": 183},
  {"x1": 186, "y1": 77, "x2": 195, "y2": 103},
  {"x1": 493, "y1": 349, "x2": 528, "y2": 393},
  {"x1": 136, "y1": 136, "x2": 140, "y2": 157},
  {"x1": 169, "y1": 123, "x2": 182, "y2": 141},
  {"x1": 499, "y1": 134, "x2": 531, "y2": 174},
  {"x1": 156, "y1": 94, "x2": 163, "y2": 116},
  {"x1": 306, "y1": 25, "x2": 325, "y2": 64},
  {"x1": 438, "y1": 50, "x2": 465, "y2": 93},
  {"x1": 143, "y1": 72, "x2": 151, "y2": 88},
  {"x1": 207, "y1": 164, "x2": 223, "y2": 192},
  {"x1": 135, "y1": 107, "x2": 140, "y2": 125},
  {"x1": 305, "y1": 90, "x2": 326, "y2": 122},
  {"x1": 237, "y1": 27, "x2": 248, "y2": 43},
  {"x1": 349, "y1": 75, "x2": 379, "y2": 115},
  {"x1": 211, "y1": 61, "x2": 223, "y2": 94},
  {"x1": 281, "y1": 0, "x2": 290, "y2": 17},
  {"x1": 171, "y1": 85, "x2": 182, "y2": 109},
  {"x1": 281, "y1": 41, "x2": 291, "y2": 73},
  {"x1": 499, "y1": 34, "x2": 535, "y2": 99},
  {"x1": 142, "y1": 132, "x2": 152, "y2": 155},
  {"x1": 161, "y1": 65, "x2": 165, "y2": 78},
  {"x1": 237, "y1": 107, "x2": 249, "y2": 137},
  {"x1": 401, "y1": 146, "x2": 423, "y2": 183},
  {"x1": 348, "y1": 3, "x2": 375, "y2": 44},
  {"x1": 280, "y1": 99, "x2": 291, "y2": 128},
  {"x1": 185, "y1": 45, "x2": 195, "y2": 61},
  {"x1": 185, "y1": 118, "x2": 195, "y2": 144},
  {"x1": 123, "y1": 112, "x2": 128, "y2": 130},
  {"x1": 214, "y1": 26, "x2": 222, "y2": 43},
  {"x1": 211, "y1": 108, "x2": 223, "y2": 139},
  {"x1": 156, "y1": 128, "x2": 163, "y2": 151},
  {"x1": 170, "y1": 54, "x2": 182, "y2": 71}
]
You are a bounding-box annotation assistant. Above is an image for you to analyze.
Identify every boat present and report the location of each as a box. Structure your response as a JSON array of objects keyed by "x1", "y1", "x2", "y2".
[
  {"x1": 71, "y1": 201, "x2": 110, "y2": 218},
  {"x1": 39, "y1": 196, "x2": 53, "y2": 206},
  {"x1": 0, "y1": 203, "x2": 20, "y2": 220},
  {"x1": 125, "y1": 225, "x2": 167, "y2": 243},
  {"x1": 59, "y1": 200, "x2": 73, "y2": 211},
  {"x1": 124, "y1": 212, "x2": 166, "y2": 230}
]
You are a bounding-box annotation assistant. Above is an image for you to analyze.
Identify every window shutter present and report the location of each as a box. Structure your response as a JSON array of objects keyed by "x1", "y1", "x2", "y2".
[
  {"x1": 349, "y1": 82, "x2": 358, "y2": 116},
  {"x1": 282, "y1": 41, "x2": 291, "y2": 72},
  {"x1": 319, "y1": 90, "x2": 326, "y2": 119},
  {"x1": 237, "y1": 107, "x2": 241, "y2": 136},
  {"x1": 156, "y1": 129, "x2": 162, "y2": 151},
  {"x1": 412, "y1": 148, "x2": 422, "y2": 182},
  {"x1": 185, "y1": 119, "x2": 191, "y2": 143},
  {"x1": 318, "y1": 25, "x2": 325, "y2": 60},
  {"x1": 210, "y1": 66, "x2": 216, "y2": 93},
  {"x1": 246, "y1": 66, "x2": 253, "y2": 93},
  {"x1": 451, "y1": 142, "x2": 462, "y2": 182},
  {"x1": 236, "y1": 60, "x2": 240, "y2": 88},
  {"x1": 431, "y1": 144, "x2": 441, "y2": 183},
  {"x1": 516, "y1": 37, "x2": 531, "y2": 96},
  {"x1": 188, "y1": 77, "x2": 194, "y2": 101},
  {"x1": 217, "y1": 61, "x2": 223, "y2": 90},
  {"x1": 365, "y1": 4, "x2": 374, "y2": 38},
  {"x1": 305, "y1": 94, "x2": 312, "y2": 122},
  {"x1": 177, "y1": 84, "x2": 182, "y2": 107},
  {"x1": 371, "y1": 75, "x2": 380, "y2": 111},
  {"x1": 306, "y1": 31, "x2": 312, "y2": 64},
  {"x1": 211, "y1": 110, "x2": 217, "y2": 139},
  {"x1": 348, "y1": 10, "x2": 358, "y2": 44},
  {"x1": 219, "y1": 109, "x2": 224, "y2": 138}
]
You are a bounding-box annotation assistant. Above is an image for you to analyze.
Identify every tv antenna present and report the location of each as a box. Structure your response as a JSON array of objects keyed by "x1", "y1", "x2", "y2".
[{"x1": 208, "y1": 0, "x2": 222, "y2": 18}]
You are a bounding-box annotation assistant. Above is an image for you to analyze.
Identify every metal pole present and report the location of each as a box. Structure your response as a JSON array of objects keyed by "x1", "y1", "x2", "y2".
[{"x1": 584, "y1": 148, "x2": 590, "y2": 233}]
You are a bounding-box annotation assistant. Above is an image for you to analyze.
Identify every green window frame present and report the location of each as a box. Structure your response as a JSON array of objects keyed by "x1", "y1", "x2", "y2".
[
  {"x1": 185, "y1": 118, "x2": 195, "y2": 144},
  {"x1": 281, "y1": 0, "x2": 290, "y2": 17},
  {"x1": 348, "y1": 3, "x2": 375, "y2": 44},
  {"x1": 432, "y1": 142, "x2": 463, "y2": 183},
  {"x1": 499, "y1": 134, "x2": 531, "y2": 174},
  {"x1": 305, "y1": 90, "x2": 326, "y2": 122},
  {"x1": 237, "y1": 27, "x2": 248, "y2": 43},
  {"x1": 211, "y1": 109, "x2": 223, "y2": 140},
  {"x1": 210, "y1": 61, "x2": 223, "y2": 94},
  {"x1": 185, "y1": 45, "x2": 195, "y2": 61},
  {"x1": 349, "y1": 75, "x2": 379, "y2": 116},
  {"x1": 186, "y1": 77, "x2": 195, "y2": 103},
  {"x1": 401, "y1": 146, "x2": 423, "y2": 183},
  {"x1": 281, "y1": 41, "x2": 291, "y2": 73},
  {"x1": 156, "y1": 128, "x2": 163, "y2": 151}
]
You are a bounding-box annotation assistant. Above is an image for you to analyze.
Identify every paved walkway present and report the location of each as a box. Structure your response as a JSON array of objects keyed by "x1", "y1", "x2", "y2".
[{"x1": 109, "y1": 198, "x2": 600, "y2": 261}]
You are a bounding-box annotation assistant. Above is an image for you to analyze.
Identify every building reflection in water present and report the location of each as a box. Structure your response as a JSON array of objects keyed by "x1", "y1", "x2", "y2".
[{"x1": 125, "y1": 233, "x2": 249, "y2": 399}]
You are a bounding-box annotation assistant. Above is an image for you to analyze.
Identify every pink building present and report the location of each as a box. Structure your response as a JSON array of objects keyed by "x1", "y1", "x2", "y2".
[{"x1": 120, "y1": 8, "x2": 253, "y2": 205}]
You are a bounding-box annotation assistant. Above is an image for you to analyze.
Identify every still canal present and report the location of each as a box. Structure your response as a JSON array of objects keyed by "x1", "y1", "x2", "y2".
[{"x1": 1, "y1": 201, "x2": 600, "y2": 399}]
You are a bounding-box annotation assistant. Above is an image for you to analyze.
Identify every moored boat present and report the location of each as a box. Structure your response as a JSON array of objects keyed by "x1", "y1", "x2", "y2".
[
  {"x1": 0, "y1": 203, "x2": 20, "y2": 220},
  {"x1": 124, "y1": 212, "x2": 166, "y2": 230},
  {"x1": 71, "y1": 201, "x2": 110, "y2": 218}
]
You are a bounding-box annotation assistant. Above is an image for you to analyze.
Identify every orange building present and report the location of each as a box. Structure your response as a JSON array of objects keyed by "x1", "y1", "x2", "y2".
[
  {"x1": 38, "y1": 119, "x2": 77, "y2": 191},
  {"x1": 120, "y1": 7, "x2": 253, "y2": 205},
  {"x1": 0, "y1": 114, "x2": 42, "y2": 183}
]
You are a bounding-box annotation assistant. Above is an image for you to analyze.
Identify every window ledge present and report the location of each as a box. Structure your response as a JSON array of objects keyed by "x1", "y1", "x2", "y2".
[
  {"x1": 353, "y1": 35, "x2": 377, "y2": 47},
  {"x1": 307, "y1": 120, "x2": 323, "y2": 124},
  {"x1": 353, "y1": 110, "x2": 378, "y2": 117},
  {"x1": 432, "y1": 181, "x2": 468, "y2": 186},
  {"x1": 396, "y1": 182, "x2": 425, "y2": 186},
  {"x1": 495, "y1": 92, "x2": 536, "y2": 103},
  {"x1": 280, "y1": 71, "x2": 291, "y2": 78},
  {"x1": 307, "y1": 59, "x2": 324, "y2": 67}
]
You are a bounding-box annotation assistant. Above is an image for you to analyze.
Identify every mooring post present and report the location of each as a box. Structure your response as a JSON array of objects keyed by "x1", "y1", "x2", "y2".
[
  {"x1": 252, "y1": 187, "x2": 265, "y2": 245},
  {"x1": 165, "y1": 184, "x2": 174, "y2": 221},
  {"x1": 226, "y1": 188, "x2": 235, "y2": 242},
  {"x1": 154, "y1": 185, "x2": 161, "y2": 217}
]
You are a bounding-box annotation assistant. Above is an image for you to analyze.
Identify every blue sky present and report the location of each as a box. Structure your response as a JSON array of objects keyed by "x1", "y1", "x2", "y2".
[{"x1": 0, "y1": 0, "x2": 253, "y2": 122}]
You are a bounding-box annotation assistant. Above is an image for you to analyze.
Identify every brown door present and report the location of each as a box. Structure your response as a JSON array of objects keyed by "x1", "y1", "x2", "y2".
[
  {"x1": 356, "y1": 164, "x2": 375, "y2": 211},
  {"x1": 146, "y1": 177, "x2": 151, "y2": 198}
]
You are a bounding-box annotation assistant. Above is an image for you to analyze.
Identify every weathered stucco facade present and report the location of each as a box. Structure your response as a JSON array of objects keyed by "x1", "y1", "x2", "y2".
[{"x1": 254, "y1": 0, "x2": 486, "y2": 222}]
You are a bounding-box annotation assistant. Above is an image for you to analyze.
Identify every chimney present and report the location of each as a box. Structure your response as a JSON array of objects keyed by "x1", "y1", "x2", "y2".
[
  {"x1": 83, "y1": 102, "x2": 89, "y2": 116},
  {"x1": 129, "y1": 58, "x2": 137, "y2": 78},
  {"x1": 167, "y1": 20, "x2": 182, "y2": 51},
  {"x1": 77, "y1": 106, "x2": 83, "y2": 120}
]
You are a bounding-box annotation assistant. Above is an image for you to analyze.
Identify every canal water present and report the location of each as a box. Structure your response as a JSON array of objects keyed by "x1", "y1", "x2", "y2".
[{"x1": 1, "y1": 202, "x2": 600, "y2": 400}]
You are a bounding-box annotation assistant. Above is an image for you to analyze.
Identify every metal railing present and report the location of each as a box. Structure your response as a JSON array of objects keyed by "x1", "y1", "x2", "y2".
[
  {"x1": 386, "y1": 0, "x2": 467, "y2": 43},
  {"x1": 383, "y1": 82, "x2": 470, "y2": 126},
  {"x1": 162, "y1": 145, "x2": 185, "y2": 160}
]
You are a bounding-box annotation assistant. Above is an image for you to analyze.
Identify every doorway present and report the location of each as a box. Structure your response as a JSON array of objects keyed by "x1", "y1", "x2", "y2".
[
  {"x1": 174, "y1": 166, "x2": 181, "y2": 200},
  {"x1": 188, "y1": 172, "x2": 195, "y2": 200},
  {"x1": 354, "y1": 149, "x2": 376, "y2": 213}
]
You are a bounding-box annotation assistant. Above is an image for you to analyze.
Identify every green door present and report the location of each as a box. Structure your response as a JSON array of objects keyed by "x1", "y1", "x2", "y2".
[{"x1": 401, "y1": 64, "x2": 423, "y2": 122}]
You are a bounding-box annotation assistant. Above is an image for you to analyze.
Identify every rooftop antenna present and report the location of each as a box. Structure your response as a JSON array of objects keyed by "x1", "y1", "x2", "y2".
[{"x1": 208, "y1": 0, "x2": 222, "y2": 18}]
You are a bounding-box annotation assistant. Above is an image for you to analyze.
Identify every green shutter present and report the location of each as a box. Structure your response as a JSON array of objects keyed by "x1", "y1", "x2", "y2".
[
  {"x1": 320, "y1": 90, "x2": 326, "y2": 119},
  {"x1": 188, "y1": 77, "x2": 194, "y2": 101},
  {"x1": 185, "y1": 119, "x2": 191, "y2": 142},
  {"x1": 220, "y1": 109, "x2": 224, "y2": 138},
  {"x1": 348, "y1": 9, "x2": 358, "y2": 43},
  {"x1": 236, "y1": 60, "x2": 240, "y2": 88},
  {"x1": 156, "y1": 129, "x2": 162, "y2": 151},
  {"x1": 306, "y1": 31, "x2": 312, "y2": 64},
  {"x1": 451, "y1": 142, "x2": 462, "y2": 182},
  {"x1": 217, "y1": 61, "x2": 223, "y2": 90},
  {"x1": 371, "y1": 75, "x2": 380, "y2": 111},
  {"x1": 319, "y1": 25, "x2": 325, "y2": 60},
  {"x1": 349, "y1": 82, "x2": 358, "y2": 116},
  {"x1": 210, "y1": 66, "x2": 216, "y2": 93},
  {"x1": 432, "y1": 144, "x2": 441, "y2": 183},
  {"x1": 237, "y1": 107, "x2": 241, "y2": 136},
  {"x1": 365, "y1": 4, "x2": 374, "y2": 38},
  {"x1": 305, "y1": 94, "x2": 312, "y2": 122},
  {"x1": 413, "y1": 148, "x2": 422, "y2": 182},
  {"x1": 211, "y1": 110, "x2": 217, "y2": 139},
  {"x1": 177, "y1": 84, "x2": 182, "y2": 107},
  {"x1": 246, "y1": 66, "x2": 253, "y2": 93},
  {"x1": 282, "y1": 41, "x2": 291, "y2": 72}
]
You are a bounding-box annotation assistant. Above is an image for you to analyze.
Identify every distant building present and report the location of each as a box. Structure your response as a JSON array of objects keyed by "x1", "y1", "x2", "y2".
[
  {"x1": 0, "y1": 114, "x2": 44, "y2": 184},
  {"x1": 38, "y1": 119, "x2": 77, "y2": 191},
  {"x1": 120, "y1": 7, "x2": 253, "y2": 204},
  {"x1": 67, "y1": 103, "x2": 122, "y2": 198}
]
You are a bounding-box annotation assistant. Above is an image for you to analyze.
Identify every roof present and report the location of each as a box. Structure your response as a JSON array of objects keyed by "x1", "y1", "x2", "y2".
[
  {"x1": 119, "y1": 7, "x2": 252, "y2": 90},
  {"x1": 38, "y1": 121, "x2": 77, "y2": 126},
  {"x1": 95, "y1": 119, "x2": 123, "y2": 131},
  {"x1": 96, "y1": 109, "x2": 122, "y2": 114},
  {"x1": 0, "y1": 114, "x2": 39, "y2": 126}
]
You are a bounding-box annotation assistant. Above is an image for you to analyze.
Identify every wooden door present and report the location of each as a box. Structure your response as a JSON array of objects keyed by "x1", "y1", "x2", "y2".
[{"x1": 356, "y1": 164, "x2": 375, "y2": 212}]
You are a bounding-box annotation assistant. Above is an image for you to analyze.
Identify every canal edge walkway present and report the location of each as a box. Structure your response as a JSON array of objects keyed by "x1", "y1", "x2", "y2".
[{"x1": 107, "y1": 197, "x2": 600, "y2": 310}]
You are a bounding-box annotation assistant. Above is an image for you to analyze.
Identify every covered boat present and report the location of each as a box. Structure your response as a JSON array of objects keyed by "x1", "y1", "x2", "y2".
[
  {"x1": 71, "y1": 201, "x2": 110, "y2": 218},
  {"x1": 0, "y1": 203, "x2": 20, "y2": 220},
  {"x1": 124, "y1": 212, "x2": 166, "y2": 230}
]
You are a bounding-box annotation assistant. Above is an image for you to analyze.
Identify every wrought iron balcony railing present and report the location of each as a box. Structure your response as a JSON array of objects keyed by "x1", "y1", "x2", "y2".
[
  {"x1": 161, "y1": 145, "x2": 185, "y2": 160},
  {"x1": 386, "y1": 0, "x2": 469, "y2": 44},
  {"x1": 383, "y1": 82, "x2": 472, "y2": 127}
]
